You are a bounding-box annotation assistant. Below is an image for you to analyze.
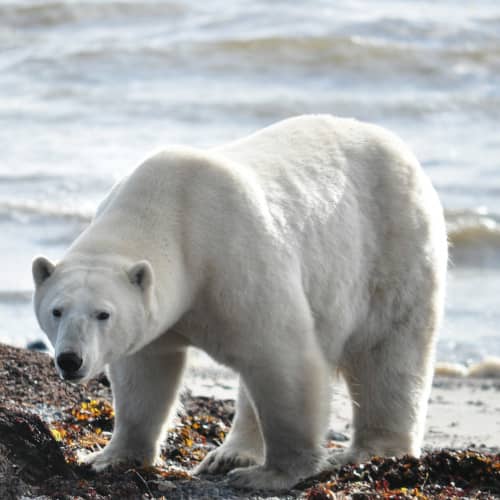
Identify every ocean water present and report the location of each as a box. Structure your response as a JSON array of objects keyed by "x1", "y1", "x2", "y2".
[{"x1": 1, "y1": 0, "x2": 499, "y2": 363}]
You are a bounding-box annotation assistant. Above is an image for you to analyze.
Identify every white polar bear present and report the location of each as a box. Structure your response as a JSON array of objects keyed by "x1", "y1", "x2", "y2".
[{"x1": 32, "y1": 115, "x2": 447, "y2": 491}]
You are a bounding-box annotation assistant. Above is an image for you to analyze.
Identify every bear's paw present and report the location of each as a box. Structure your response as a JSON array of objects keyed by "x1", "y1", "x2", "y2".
[
  {"x1": 226, "y1": 464, "x2": 306, "y2": 491},
  {"x1": 195, "y1": 444, "x2": 260, "y2": 475},
  {"x1": 79, "y1": 445, "x2": 157, "y2": 472}
]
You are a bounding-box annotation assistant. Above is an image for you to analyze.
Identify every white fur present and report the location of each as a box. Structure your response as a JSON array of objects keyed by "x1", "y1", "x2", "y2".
[{"x1": 32, "y1": 115, "x2": 447, "y2": 490}]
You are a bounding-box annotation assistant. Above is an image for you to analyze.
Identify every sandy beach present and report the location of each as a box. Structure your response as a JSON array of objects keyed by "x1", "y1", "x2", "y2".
[
  {"x1": 1, "y1": 343, "x2": 499, "y2": 498},
  {"x1": 185, "y1": 349, "x2": 500, "y2": 453}
]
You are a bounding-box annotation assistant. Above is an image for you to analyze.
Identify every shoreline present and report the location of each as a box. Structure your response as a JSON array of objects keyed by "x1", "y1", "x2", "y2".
[
  {"x1": 11, "y1": 343, "x2": 500, "y2": 451},
  {"x1": 184, "y1": 349, "x2": 500, "y2": 453},
  {"x1": 1, "y1": 343, "x2": 499, "y2": 498}
]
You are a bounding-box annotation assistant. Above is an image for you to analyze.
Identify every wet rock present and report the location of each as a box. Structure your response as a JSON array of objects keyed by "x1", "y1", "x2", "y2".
[
  {"x1": 26, "y1": 340, "x2": 49, "y2": 352},
  {"x1": 1, "y1": 343, "x2": 500, "y2": 499},
  {"x1": 326, "y1": 429, "x2": 349, "y2": 442},
  {"x1": 0, "y1": 405, "x2": 70, "y2": 483}
]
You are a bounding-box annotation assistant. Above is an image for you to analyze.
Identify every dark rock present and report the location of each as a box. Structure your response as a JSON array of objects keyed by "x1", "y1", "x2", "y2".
[
  {"x1": 0, "y1": 405, "x2": 70, "y2": 483},
  {"x1": 326, "y1": 429, "x2": 349, "y2": 442},
  {"x1": 26, "y1": 340, "x2": 49, "y2": 352},
  {"x1": 97, "y1": 372, "x2": 111, "y2": 387}
]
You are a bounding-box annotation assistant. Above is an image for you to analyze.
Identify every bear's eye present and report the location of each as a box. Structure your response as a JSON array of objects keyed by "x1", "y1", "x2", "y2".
[
  {"x1": 96, "y1": 311, "x2": 110, "y2": 321},
  {"x1": 52, "y1": 308, "x2": 62, "y2": 318}
]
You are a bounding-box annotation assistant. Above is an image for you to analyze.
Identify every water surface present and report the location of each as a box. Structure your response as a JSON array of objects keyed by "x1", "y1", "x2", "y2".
[{"x1": 1, "y1": 0, "x2": 499, "y2": 363}]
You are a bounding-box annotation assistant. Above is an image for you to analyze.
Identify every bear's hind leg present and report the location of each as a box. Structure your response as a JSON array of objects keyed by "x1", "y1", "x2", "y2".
[
  {"x1": 82, "y1": 350, "x2": 186, "y2": 471},
  {"x1": 195, "y1": 380, "x2": 264, "y2": 475},
  {"x1": 227, "y1": 334, "x2": 331, "y2": 490},
  {"x1": 336, "y1": 326, "x2": 437, "y2": 466}
]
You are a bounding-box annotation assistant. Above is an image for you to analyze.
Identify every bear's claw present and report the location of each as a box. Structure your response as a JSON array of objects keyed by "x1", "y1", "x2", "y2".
[{"x1": 195, "y1": 446, "x2": 259, "y2": 475}]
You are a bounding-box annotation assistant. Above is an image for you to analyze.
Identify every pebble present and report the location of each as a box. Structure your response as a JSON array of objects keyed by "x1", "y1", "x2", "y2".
[
  {"x1": 152, "y1": 480, "x2": 177, "y2": 492},
  {"x1": 26, "y1": 339, "x2": 49, "y2": 352},
  {"x1": 326, "y1": 429, "x2": 349, "y2": 442}
]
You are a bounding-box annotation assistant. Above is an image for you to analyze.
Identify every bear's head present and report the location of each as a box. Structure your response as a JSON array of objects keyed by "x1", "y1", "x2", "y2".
[{"x1": 32, "y1": 256, "x2": 156, "y2": 383}]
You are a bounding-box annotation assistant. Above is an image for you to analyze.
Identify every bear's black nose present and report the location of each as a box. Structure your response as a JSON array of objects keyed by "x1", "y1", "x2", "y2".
[{"x1": 57, "y1": 352, "x2": 82, "y2": 374}]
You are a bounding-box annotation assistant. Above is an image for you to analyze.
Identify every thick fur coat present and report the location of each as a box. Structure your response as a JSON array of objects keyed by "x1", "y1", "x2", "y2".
[{"x1": 33, "y1": 115, "x2": 447, "y2": 490}]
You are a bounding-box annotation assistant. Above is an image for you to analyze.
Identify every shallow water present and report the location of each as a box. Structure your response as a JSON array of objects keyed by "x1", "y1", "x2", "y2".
[{"x1": 1, "y1": 0, "x2": 499, "y2": 363}]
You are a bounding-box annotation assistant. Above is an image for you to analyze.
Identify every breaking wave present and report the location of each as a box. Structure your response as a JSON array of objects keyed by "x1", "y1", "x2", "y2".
[
  {"x1": 0, "y1": 291, "x2": 33, "y2": 304},
  {"x1": 0, "y1": 198, "x2": 498, "y2": 266},
  {"x1": 0, "y1": 200, "x2": 93, "y2": 224},
  {"x1": 0, "y1": 1, "x2": 185, "y2": 28},
  {"x1": 446, "y1": 209, "x2": 500, "y2": 267}
]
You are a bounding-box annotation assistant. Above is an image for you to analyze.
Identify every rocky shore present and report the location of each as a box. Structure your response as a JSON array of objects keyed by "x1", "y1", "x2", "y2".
[{"x1": 0, "y1": 343, "x2": 499, "y2": 499}]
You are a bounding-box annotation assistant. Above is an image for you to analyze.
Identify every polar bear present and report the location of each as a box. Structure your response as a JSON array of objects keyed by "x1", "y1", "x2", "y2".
[{"x1": 32, "y1": 115, "x2": 447, "y2": 491}]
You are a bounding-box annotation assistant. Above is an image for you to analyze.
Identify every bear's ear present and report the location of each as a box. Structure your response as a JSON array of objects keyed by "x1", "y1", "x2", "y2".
[
  {"x1": 127, "y1": 260, "x2": 154, "y2": 294},
  {"x1": 32, "y1": 256, "x2": 56, "y2": 287}
]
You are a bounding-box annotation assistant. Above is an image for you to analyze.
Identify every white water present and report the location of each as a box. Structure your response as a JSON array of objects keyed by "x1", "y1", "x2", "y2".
[{"x1": 1, "y1": 0, "x2": 500, "y2": 363}]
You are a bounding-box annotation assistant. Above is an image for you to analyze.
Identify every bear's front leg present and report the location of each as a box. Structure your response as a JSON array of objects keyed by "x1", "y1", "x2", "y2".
[
  {"x1": 195, "y1": 380, "x2": 264, "y2": 475},
  {"x1": 82, "y1": 349, "x2": 186, "y2": 471},
  {"x1": 227, "y1": 338, "x2": 331, "y2": 491}
]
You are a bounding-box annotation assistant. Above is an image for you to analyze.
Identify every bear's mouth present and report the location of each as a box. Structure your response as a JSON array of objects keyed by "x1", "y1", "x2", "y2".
[{"x1": 59, "y1": 369, "x2": 87, "y2": 384}]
